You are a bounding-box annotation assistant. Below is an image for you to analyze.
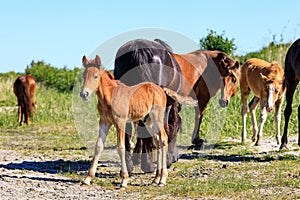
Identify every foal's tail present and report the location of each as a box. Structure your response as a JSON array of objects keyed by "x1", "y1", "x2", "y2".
[{"x1": 163, "y1": 88, "x2": 198, "y2": 107}]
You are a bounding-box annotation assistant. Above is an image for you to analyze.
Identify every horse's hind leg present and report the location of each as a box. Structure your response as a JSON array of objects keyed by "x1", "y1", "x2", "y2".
[
  {"x1": 298, "y1": 104, "x2": 300, "y2": 146},
  {"x1": 17, "y1": 105, "x2": 22, "y2": 126},
  {"x1": 280, "y1": 79, "x2": 298, "y2": 149},
  {"x1": 249, "y1": 96, "x2": 259, "y2": 142}
]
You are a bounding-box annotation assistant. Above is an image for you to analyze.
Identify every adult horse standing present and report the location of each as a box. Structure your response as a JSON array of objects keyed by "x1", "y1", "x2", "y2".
[
  {"x1": 172, "y1": 49, "x2": 240, "y2": 147},
  {"x1": 281, "y1": 38, "x2": 300, "y2": 149},
  {"x1": 114, "y1": 39, "x2": 182, "y2": 173},
  {"x1": 13, "y1": 75, "x2": 37, "y2": 126}
]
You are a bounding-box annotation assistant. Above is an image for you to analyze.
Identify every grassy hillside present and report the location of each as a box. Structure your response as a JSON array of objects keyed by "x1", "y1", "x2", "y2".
[{"x1": 0, "y1": 41, "x2": 299, "y2": 141}]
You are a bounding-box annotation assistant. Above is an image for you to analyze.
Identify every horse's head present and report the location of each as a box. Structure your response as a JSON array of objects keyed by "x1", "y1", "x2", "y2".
[
  {"x1": 214, "y1": 52, "x2": 239, "y2": 76},
  {"x1": 80, "y1": 55, "x2": 103, "y2": 101},
  {"x1": 219, "y1": 71, "x2": 240, "y2": 108},
  {"x1": 260, "y1": 62, "x2": 285, "y2": 112}
]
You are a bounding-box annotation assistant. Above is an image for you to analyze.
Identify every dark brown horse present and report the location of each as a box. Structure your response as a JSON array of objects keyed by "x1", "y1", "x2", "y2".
[
  {"x1": 280, "y1": 38, "x2": 300, "y2": 149},
  {"x1": 13, "y1": 75, "x2": 37, "y2": 126},
  {"x1": 114, "y1": 39, "x2": 182, "y2": 173}
]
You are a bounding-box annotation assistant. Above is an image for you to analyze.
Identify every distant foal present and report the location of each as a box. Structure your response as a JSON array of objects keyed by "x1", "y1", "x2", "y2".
[
  {"x1": 13, "y1": 75, "x2": 37, "y2": 126},
  {"x1": 240, "y1": 58, "x2": 285, "y2": 145}
]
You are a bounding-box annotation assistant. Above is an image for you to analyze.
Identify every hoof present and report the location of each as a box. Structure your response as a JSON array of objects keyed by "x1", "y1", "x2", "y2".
[
  {"x1": 251, "y1": 136, "x2": 256, "y2": 142},
  {"x1": 81, "y1": 182, "x2": 91, "y2": 188},
  {"x1": 254, "y1": 142, "x2": 261, "y2": 146},
  {"x1": 279, "y1": 144, "x2": 288, "y2": 150},
  {"x1": 192, "y1": 138, "x2": 204, "y2": 145},
  {"x1": 159, "y1": 182, "x2": 166, "y2": 187}
]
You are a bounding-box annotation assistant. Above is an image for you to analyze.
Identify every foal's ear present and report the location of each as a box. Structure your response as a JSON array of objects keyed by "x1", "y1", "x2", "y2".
[
  {"x1": 82, "y1": 55, "x2": 89, "y2": 67},
  {"x1": 95, "y1": 55, "x2": 102, "y2": 67},
  {"x1": 260, "y1": 72, "x2": 268, "y2": 81}
]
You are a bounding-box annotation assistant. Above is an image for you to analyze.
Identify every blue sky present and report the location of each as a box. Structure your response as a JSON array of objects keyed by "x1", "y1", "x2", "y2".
[{"x1": 0, "y1": 0, "x2": 299, "y2": 73}]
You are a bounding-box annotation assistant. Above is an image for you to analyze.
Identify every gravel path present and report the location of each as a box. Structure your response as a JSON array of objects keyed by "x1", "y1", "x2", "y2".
[{"x1": 0, "y1": 135, "x2": 299, "y2": 199}]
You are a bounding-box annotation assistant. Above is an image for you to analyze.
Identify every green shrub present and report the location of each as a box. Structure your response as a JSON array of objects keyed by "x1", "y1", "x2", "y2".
[
  {"x1": 25, "y1": 60, "x2": 80, "y2": 92},
  {"x1": 200, "y1": 29, "x2": 237, "y2": 56}
]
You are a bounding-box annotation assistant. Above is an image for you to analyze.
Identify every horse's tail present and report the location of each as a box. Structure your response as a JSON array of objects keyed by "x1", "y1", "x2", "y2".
[{"x1": 163, "y1": 88, "x2": 197, "y2": 107}]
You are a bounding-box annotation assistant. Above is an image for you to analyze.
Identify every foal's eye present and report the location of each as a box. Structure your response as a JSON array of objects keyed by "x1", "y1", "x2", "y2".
[
  {"x1": 275, "y1": 89, "x2": 279, "y2": 93},
  {"x1": 94, "y1": 75, "x2": 98, "y2": 79}
]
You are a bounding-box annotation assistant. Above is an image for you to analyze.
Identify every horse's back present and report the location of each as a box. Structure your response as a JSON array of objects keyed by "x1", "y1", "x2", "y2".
[
  {"x1": 14, "y1": 75, "x2": 36, "y2": 100},
  {"x1": 112, "y1": 82, "x2": 166, "y2": 122},
  {"x1": 114, "y1": 39, "x2": 182, "y2": 93}
]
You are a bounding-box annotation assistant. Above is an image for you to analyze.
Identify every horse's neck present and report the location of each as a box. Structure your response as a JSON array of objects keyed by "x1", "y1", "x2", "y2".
[{"x1": 97, "y1": 72, "x2": 118, "y2": 105}]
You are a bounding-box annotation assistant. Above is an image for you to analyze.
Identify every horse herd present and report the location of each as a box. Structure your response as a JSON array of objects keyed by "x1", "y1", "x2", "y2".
[{"x1": 13, "y1": 38, "x2": 300, "y2": 188}]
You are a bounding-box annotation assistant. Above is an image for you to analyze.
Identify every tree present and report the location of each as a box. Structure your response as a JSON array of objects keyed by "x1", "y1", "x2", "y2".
[{"x1": 200, "y1": 29, "x2": 236, "y2": 56}]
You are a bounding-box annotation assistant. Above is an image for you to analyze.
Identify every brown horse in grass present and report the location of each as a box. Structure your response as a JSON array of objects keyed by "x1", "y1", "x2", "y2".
[
  {"x1": 172, "y1": 49, "x2": 240, "y2": 148},
  {"x1": 80, "y1": 55, "x2": 196, "y2": 188},
  {"x1": 240, "y1": 58, "x2": 285, "y2": 146},
  {"x1": 13, "y1": 75, "x2": 37, "y2": 126},
  {"x1": 281, "y1": 38, "x2": 300, "y2": 149}
]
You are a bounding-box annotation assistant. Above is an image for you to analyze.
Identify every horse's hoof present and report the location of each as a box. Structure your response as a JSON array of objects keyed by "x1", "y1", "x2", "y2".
[
  {"x1": 251, "y1": 136, "x2": 256, "y2": 142},
  {"x1": 254, "y1": 142, "x2": 260, "y2": 146},
  {"x1": 192, "y1": 138, "x2": 204, "y2": 145},
  {"x1": 279, "y1": 144, "x2": 288, "y2": 150},
  {"x1": 159, "y1": 182, "x2": 166, "y2": 187},
  {"x1": 81, "y1": 183, "x2": 91, "y2": 188},
  {"x1": 187, "y1": 145, "x2": 194, "y2": 150}
]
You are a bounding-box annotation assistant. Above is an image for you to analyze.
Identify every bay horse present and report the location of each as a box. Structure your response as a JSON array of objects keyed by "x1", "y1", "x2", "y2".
[
  {"x1": 240, "y1": 58, "x2": 285, "y2": 146},
  {"x1": 80, "y1": 55, "x2": 196, "y2": 188},
  {"x1": 114, "y1": 39, "x2": 182, "y2": 173},
  {"x1": 172, "y1": 49, "x2": 240, "y2": 147},
  {"x1": 281, "y1": 38, "x2": 300, "y2": 149},
  {"x1": 13, "y1": 75, "x2": 37, "y2": 126}
]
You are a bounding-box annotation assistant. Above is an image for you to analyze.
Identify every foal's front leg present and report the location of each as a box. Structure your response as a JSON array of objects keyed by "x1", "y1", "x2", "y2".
[
  {"x1": 274, "y1": 98, "x2": 283, "y2": 145},
  {"x1": 255, "y1": 106, "x2": 268, "y2": 146},
  {"x1": 83, "y1": 122, "x2": 111, "y2": 185}
]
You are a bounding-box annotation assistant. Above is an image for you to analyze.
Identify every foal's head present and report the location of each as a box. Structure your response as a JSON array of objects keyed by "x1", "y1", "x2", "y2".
[
  {"x1": 80, "y1": 55, "x2": 103, "y2": 100},
  {"x1": 260, "y1": 62, "x2": 285, "y2": 112}
]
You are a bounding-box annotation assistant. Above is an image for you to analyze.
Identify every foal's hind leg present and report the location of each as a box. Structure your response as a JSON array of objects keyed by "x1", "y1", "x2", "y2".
[{"x1": 249, "y1": 97, "x2": 259, "y2": 142}]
